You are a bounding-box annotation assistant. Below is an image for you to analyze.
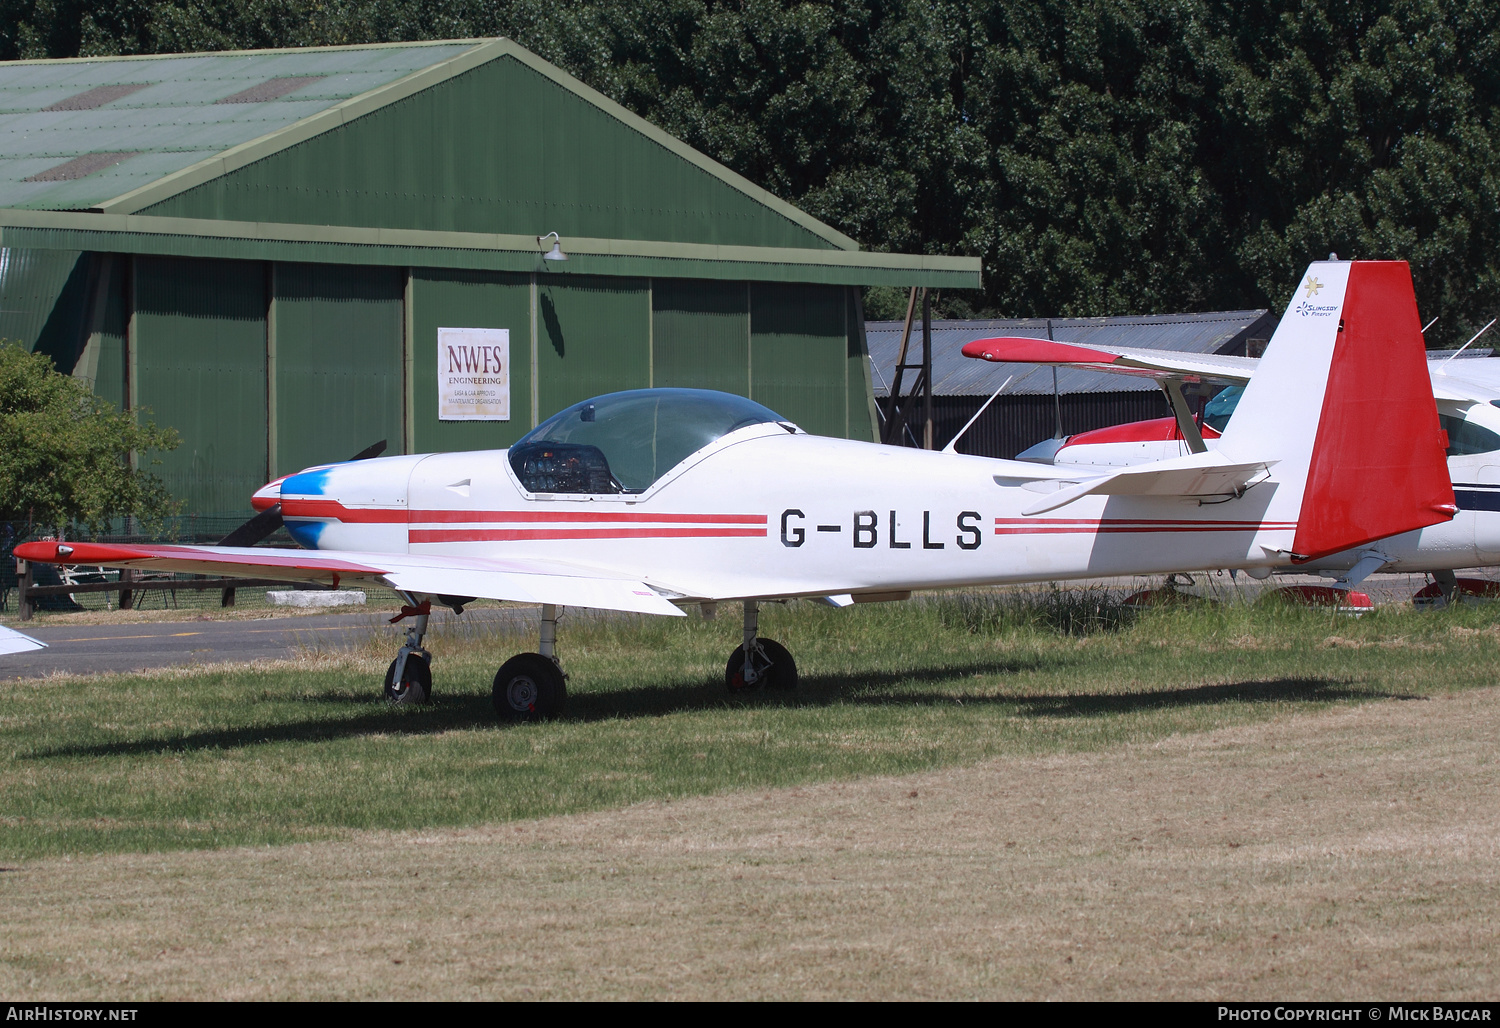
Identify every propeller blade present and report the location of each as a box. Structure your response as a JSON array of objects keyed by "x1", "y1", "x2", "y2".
[
  {"x1": 216, "y1": 503, "x2": 282, "y2": 547},
  {"x1": 349, "y1": 439, "x2": 388, "y2": 462}
]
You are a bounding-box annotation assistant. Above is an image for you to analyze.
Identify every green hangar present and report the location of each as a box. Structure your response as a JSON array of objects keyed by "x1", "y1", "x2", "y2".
[{"x1": 0, "y1": 38, "x2": 979, "y2": 521}]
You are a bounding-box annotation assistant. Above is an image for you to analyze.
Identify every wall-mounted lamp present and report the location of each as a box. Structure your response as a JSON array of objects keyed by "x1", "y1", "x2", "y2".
[{"x1": 538, "y1": 231, "x2": 568, "y2": 262}]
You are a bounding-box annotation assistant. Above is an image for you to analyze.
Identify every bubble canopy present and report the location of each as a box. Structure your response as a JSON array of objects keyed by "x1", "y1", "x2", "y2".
[{"x1": 508, "y1": 388, "x2": 789, "y2": 494}]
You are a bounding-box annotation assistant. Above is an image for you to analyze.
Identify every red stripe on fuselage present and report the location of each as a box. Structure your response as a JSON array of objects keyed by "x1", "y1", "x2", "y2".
[
  {"x1": 994, "y1": 518, "x2": 1295, "y2": 535},
  {"x1": 279, "y1": 498, "x2": 768, "y2": 526},
  {"x1": 409, "y1": 527, "x2": 768, "y2": 543},
  {"x1": 409, "y1": 510, "x2": 768, "y2": 524}
]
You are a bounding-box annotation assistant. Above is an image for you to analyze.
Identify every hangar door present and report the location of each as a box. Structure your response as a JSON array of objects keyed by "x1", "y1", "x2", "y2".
[
  {"x1": 273, "y1": 263, "x2": 405, "y2": 477},
  {"x1": 132, "y1": 257, "x2": 268, "y2": 515}
]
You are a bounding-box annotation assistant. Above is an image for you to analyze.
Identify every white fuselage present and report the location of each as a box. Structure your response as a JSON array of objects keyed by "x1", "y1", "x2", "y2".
[{"x1": 279, "y1": 424, "x2": 1301, "y2": 602}]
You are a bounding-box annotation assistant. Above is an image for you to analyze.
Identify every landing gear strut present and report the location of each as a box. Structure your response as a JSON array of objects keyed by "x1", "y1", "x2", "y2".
[
  {"x1": 385, "y1": 595, "x2": 433, "y2": 705},
  {"x1": 725, "y1": 600, "x2": 798, "y2": 692},
  {"x1": 493, "y1": 603, "x2": 568, "y2": 721}
]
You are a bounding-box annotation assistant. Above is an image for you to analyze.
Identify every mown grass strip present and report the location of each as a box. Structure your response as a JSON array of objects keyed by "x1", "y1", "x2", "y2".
[{"x1": 3, "y1": 591, "x2": 1495, "y2": 859}]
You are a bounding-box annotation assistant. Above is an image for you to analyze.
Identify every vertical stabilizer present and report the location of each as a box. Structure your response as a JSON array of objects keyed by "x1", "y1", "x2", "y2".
[{"x1": 1218, "y1": 260, "x2": 1454, "y2": 561}]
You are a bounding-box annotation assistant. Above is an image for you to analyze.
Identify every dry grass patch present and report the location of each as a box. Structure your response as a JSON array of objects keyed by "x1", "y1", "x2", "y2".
[{"x1": 0, "y1": 687, "x2": 1496, "y2": 1000}]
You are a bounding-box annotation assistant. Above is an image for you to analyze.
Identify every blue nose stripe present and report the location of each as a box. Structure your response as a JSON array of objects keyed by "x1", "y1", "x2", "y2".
[
  {"x1": 282, "y1": 467, "x2": 334, "y2": 497},
  {"x1": 285, "y1": 519, "x2": 326, "y2": 549}
]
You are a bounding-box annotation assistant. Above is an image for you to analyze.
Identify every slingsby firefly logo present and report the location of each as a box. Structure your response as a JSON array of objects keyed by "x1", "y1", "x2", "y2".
[
  {"x1": 1295, "y1": 277, "x2": 1339, "y2": 317},
  {"x1": 1294, "y1": 275, "x2": 1339, "y2": 316}
]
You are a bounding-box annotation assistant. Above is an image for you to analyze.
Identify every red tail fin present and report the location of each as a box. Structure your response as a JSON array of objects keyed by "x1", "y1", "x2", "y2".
[{"x1": 1292, "y1": 261, "x2": 1454, "y2": 561}]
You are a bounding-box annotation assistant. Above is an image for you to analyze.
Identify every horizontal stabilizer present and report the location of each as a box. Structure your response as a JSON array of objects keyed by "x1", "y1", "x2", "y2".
[
  {"x1": 961, "y1": 337, "x2": 1257, "y2": 384},
  {"x1": 12, "y1": 541, "x2": 687, "y2": 617},
  {"x1": 0, "y1": 624, "x2": 46, "y2": 655},
  {"x1": 1021, "y1": 452, "x2": 1276, "y2": 516}
]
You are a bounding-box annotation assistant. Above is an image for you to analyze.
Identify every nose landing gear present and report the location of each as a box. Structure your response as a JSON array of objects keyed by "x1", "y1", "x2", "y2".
[
  {"x1": 493, "y1": 603, "x2": 568, "y2": 721},
  {"x1": 725, "y1": 600, "x2": 798, "y2": 693},
  {"x1": 385, "y1": 596, "x2": 434, "y2": 704}
]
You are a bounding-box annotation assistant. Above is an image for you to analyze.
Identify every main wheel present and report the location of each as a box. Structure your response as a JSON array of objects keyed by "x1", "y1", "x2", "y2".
[
  {"x1": 725, "y1": 638, "x2": 798, "y2": 693},
  {"x1": 384, "y1": 653, "x2": 433, "y2": 705},
  {"x1": 493, "y1": 653, "x2": 567, "y2": 721}
]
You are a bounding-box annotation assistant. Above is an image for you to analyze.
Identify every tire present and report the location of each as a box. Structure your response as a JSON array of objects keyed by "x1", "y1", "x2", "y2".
[
  {"x1": 725, "y1": 638, "x2": 798, "y2": 693},
  {"x1": 493, "y1": 653, "x2": 567, "y2": 721},
  {"x1": 384, "y1": 653, "x2": 433, "y2": 705}
]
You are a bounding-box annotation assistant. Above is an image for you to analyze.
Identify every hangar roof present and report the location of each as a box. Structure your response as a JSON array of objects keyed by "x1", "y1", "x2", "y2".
[
  {"x1": 0, "y1": 39, "x2": 980, "y2": 287},
  {"x1": 0, "y1": 42, "x2": 476, "y2": 211},
  {"x1": 868, "y1": 310, "x2": 1275, "y2": 397}
]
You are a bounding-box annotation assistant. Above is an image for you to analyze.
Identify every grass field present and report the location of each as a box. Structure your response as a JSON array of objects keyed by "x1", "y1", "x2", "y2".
[{"x1": 4, "y1": 591, "x2": 1499, "y2": 860}]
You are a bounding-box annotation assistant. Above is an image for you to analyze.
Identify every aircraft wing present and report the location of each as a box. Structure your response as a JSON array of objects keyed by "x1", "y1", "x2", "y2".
[
  {"x1": 0, "y1": 624, "x2": 46, "y2": 655},
  {"x1": 961, "y1": 337, "x2": 1258, "y2": 384},
  {"x1": 1017, "y1": 452, "x2": 1278, "y2": 515},
  {"x1": 13, "y1": 542, "x2": 688, "y2": 617}
]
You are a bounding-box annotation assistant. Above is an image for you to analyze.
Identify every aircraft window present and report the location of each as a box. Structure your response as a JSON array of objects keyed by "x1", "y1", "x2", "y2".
[
  {"x1": 1440, "y1": 413, "x2": 1500, "y2": 456},
  {"x1": 1202, "y1": 385, "x2": 1244, "y2": 432},
  {"x1": 510, "y1": 388, "x2": 787, "y2": 493}
]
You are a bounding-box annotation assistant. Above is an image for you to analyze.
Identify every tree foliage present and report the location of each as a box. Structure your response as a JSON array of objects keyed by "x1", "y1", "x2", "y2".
[
  {"x1": 3, "y1": 1, "x2": 1498, "y2": 341},
  {"x1": 0, "y1": 342, "x2": 179, "y2": 532}
]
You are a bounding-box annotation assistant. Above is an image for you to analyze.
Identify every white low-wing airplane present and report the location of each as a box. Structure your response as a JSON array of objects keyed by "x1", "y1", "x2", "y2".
[
  {"x1": 17, "y1": 259, "x2": 1453, "y2": 719},
  {"x1": 961, "y1": 278, "x2": 1500, "y2": 600}
]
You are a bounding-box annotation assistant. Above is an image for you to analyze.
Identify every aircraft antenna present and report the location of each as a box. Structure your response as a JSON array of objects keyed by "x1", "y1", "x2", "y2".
[
  {"x1": 942, "y1": 375, "x2": 1014, "y2": 454},
  {"x1": 1444, "y1": 318, "x2": 1497, "y2": 362}
]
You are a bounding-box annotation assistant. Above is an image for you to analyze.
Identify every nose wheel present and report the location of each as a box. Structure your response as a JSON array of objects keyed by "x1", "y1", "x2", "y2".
[
  {"x1": 725, "y1": 600, "x2": 798, "y2": 692},
  {"x1": 385, "y1": 596, "x2": 434, "y2": 705},
  {"x1": 384, "y1": 652, "x2": 432, "y2": 705}
]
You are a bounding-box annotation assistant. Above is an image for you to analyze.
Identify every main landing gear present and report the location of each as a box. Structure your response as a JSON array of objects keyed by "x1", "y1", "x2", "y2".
[
  {"x1": 385, "y1": 596, "x2": 798, "y2": 718},
  {"x1": 492, "y1": 603, "x2": 567, "y2": 721},
  {"x1": 725, "y1": 600, "x2": 798, "y2": 693}
]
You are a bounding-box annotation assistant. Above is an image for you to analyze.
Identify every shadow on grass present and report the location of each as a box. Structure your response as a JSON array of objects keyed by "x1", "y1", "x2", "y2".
[{"x1": 24, "y1": 654, "x2": 1407, "y2": 759}]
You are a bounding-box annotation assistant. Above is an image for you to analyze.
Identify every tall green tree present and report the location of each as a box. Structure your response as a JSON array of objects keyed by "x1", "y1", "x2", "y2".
[
  {"x1": 2, "y1": 1, "x2": 1497, "y2": 341},
  {"x1": 0, "y1": 343, "x2": 179, "y2": 533}
]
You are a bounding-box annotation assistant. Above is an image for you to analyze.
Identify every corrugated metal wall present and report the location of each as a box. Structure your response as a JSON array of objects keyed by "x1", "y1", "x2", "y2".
[
  {"x1": 845, "y1": 289, "x2": 876, "y2": 441},
  {"x1": 535, "y1": 274, "x2": 651, "y2": 418},
  {"x1": 410, "y1": 267, "x2": 533, "y2": 452},
  {"x1": 272, "y1": 263, "x2": 404, "y2": 477},
  {"x1": 750, "y1": 282, "x2": 848, "y2": 438},
  {"x1": 132, "y1": 256, "x2": 268, "y2": 513},
  {"x1": 652, "y1": 279, "x2": 750, "y2": 394},
  {"x1": 83, "y1": 255, "x2": 127, "y2": 411},
  {"x1": 0, "y1": 247, "x2": 91, "y2": 368},
  {"x1": 140, "y1": 56, "x2": 836, "y2": 251}
]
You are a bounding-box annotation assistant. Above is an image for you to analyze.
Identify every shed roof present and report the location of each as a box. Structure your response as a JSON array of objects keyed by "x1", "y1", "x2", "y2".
[{"x1": 868, "y1": 310, "x2": 1274, "y2": 398}]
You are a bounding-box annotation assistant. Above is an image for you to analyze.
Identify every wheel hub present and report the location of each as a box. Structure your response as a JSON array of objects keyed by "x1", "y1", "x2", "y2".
[{"x1": 507, "y1": 676, "x2": 538, "y2": 711}]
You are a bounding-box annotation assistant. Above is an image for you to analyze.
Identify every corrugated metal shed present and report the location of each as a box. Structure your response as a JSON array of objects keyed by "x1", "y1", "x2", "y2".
[
  {"x1": 867, "y1": 310, "x2": 1275, "y2": 398},
  {"x1": 0, "y1": 38, "x2": 984, "y2": 522},
  {"x1": 869, "y1": 310, "x2": 1277, "y2": 459}
]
